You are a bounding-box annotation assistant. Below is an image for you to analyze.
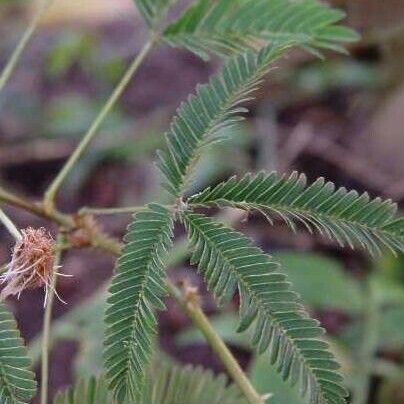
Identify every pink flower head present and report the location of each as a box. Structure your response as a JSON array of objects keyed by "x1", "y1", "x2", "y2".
[{"x1": 0, "y1": 227, "x2": 66, "y2": 305}]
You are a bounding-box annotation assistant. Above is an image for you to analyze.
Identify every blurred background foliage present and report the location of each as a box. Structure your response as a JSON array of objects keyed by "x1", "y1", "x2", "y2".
[{"x1": 1, "y1": 0, "x2": 404, "y2": 403}]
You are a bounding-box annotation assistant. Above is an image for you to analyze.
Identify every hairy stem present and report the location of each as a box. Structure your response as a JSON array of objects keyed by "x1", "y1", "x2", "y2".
[
  {"x1": 43, "y1": 38, "x2": 157, "y2": 213},
  {"x1": 0, "y1": 208, "x2": 21, "y2": 240},
  {"x1": 0, "y1": 0, "x2": 54, "y2": 94},
  {"x1": 166, "y1": 281, "x2": 264, "y2": 404},
  {"x1": 0, "y1": 186, "x2": 74, "y2": 228},
  {"x1": 40, "y1": 235, "x2": 63, "y2": 404}
]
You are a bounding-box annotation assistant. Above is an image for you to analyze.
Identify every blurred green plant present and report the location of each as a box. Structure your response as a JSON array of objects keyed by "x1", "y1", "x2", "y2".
[
  {"x1": 54, "y1": 363, "x2": 248, "y2": 404},
  {"x1": 293, "y1": 60, "x2": 383, "y2": 94},
  {"x1": 46, "y1": 31, "x2": 95, "y2": 79}
]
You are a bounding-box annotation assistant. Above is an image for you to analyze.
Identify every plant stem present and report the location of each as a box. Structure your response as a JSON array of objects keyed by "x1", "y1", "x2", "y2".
[
  {"x1": 80, "y1": 205, "x2": 172, "y2": 215},
  {"x1": 166, "y1": 281, "x2": 264, "y2": 404},
  {"x1": 43, "y1": 38, "x2": 157, "y2": 213},
  {"x1": 0, "y1": 208, "x2": 21, "y2": 240},
  {"x1": 0, "y1": 0, "x2": 54, "y2": 94},
  {"x1": 0, "y1": 186, "x2": 74, "y2": 228},
  {"x1": 40, "y1": 235, "x2": 63, "y2": 404}
]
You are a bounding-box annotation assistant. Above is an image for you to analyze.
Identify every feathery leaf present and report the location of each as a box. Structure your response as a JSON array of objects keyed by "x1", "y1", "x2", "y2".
[
  {"x1": 188, "y1": 171, "x2": 404, "y2": 256},
  {"x1": 183, "y1": 211, "x2": 347, "y2": 404},
  {"x1": 163, "y1": 0, "x2": 359, "y2": 59},
  {"x1": 0, "y1": 303, "x2": 36, "y2": 404},
  {"x1": 54, "y1": 364, "x2": 246, "y2": 404},
  {"x1": 103, "y1": 204, "x2": 174, "y2": 402},
  {"x1": 157, "y1": 45, "x2": 289, "y2": 199}
]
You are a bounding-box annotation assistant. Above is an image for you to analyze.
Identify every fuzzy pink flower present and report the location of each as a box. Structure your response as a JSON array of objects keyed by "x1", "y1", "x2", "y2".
[{"x1": 0, "y1": 227, "x2": 66, "y2": 305}]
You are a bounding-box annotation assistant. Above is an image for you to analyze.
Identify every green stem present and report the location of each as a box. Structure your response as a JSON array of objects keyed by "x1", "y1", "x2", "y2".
[
  {"x1": 0, "y1": 0, "x2": 53, "y2": 94},
  {"x1": 166, "y1": 281, "x2": 264, "y2": 404},
  {"x1": 0, "y1": 186, "x2": 74, "y2": 228},
  {"x1": 43, "y1": 37, "x2": 157, "y2": 213},
  {"x1": 40, "y1": 236, "x2": 63, "y2": 404},
  {"x1": 352, "y1": 279, "x2": 380, "y2": 404},
  {"x1": 0, "y1": 208, "x2": 21, "y2": 240},
  {"x1": 80, "y1": 205, "x2": 173, "y2": 216}
]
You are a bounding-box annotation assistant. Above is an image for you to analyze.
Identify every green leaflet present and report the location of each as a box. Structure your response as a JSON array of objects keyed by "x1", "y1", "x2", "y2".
[
  {"x1": 134, "y1": 0, "x2": 177, "y2": 27},
  {"x1": 183, "y1": 212, "x2": 347, "y2": 404},
  {"x1": 54, "y1": 364, "x2": 246, "y2": 404},
  {"x1": 188, "y1": 171, "x2": 404, "y2": 256},
  {"x1": 103, "y1": 204, "x2": 174, "y2": 402},
  {"x1": 157, "y1": 45, "x2": 289, "y2": 199},
  {"x1": 0, "y1": 303, "x2": 36, "y2": 404},
  {"x1": 163, "y1": 0, "x2": 359, "y2": 60}
]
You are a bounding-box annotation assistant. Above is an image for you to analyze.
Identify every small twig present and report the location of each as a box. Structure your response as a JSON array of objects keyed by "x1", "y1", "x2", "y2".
[
  {"x1": 166, "y1": 280, "x2": 265, "y2": 404},
  {"x1": 40, "y1": 234, "x2": 63, "y2": 404},
  {"x1": 0, "y1": 186, "x2": 74, "y2": 229},
  {"x1": 43, "y1": 37, "x2": 158, "y2": 213},
  {"x1": 0, "y1": 208, "x2": 21, "y2": 241},
  {"x1": 0, "y1": 0, "x2": 54, "y2": 94}
]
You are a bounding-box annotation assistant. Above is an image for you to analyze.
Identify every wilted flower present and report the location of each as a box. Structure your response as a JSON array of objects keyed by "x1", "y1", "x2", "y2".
[{"x1": 0, "y1": 227, "x2": 66, "y2": 306}]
